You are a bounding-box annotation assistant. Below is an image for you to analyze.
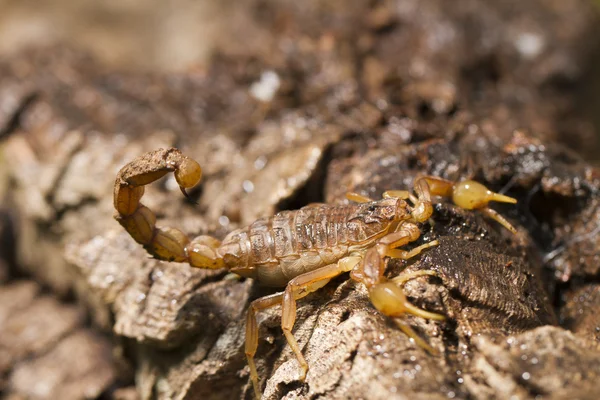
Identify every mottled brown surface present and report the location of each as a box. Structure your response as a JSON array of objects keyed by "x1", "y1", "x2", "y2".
[
  {"x1": 0, "y1": 0, "x2": 599, "y2": 400},
  {"x1": 0, "y1": 281, "x2": 118, "y2": 398},
  {"x1": 561, "y1": 284, "x2": 600, "y2": 342},
  {"x1": 467, "y1": 326, "x2": 600, "y2": 399},
  {"x1": 9, "y1": 330, "x2": 117, "y2": 399}
]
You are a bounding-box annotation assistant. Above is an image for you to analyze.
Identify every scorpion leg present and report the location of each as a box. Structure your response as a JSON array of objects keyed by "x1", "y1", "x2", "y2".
[
  {"x1": 349, "y1": 191, "x2": 412, "y2": 203},
  {"x1": 281, "y1": 256, "x2": 361, "y2": 380},
  {"x1": 246, "y1": 293, "x2": 284, "y2": 400},
  {"x1": 346, "y1": 192, "x2": 374, "y2": 203},
  {"x1": 375, "y1": 223, "x2": 439, "y2": 260},
  {"x1": 391, "y1": 270, "x2": 439, "y2": 286},
  {"x1": 383, "y1": 190, "x2": 414, "y2": 202},
  {"x1": 383, "y1": 241, "x2": 439, "y2": 260},
  {"x1": 416, "y1": 176, "x2": 518, "y2": 233}
]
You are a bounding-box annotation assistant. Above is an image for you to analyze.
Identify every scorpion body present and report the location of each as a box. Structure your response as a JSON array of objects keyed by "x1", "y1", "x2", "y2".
[
  {"x1": 222, "y1": 198, "x2": 413, "y2": 287},
  {"x1": 114, "y1": 147, "x2": 517, "y2": 399}
]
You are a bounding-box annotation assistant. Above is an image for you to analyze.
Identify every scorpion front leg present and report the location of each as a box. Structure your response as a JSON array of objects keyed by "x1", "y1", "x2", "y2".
[
  {"x1": 246, "y1": 293, "x2": 283, "y2": 400},
  {"x1": 113, "y1": 148, "x2": 225, "y2": 269}
]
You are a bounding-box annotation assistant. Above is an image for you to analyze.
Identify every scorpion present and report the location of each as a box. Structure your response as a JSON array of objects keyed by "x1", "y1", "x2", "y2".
[{"x1": 113, "y1": 148, "x2": 517, "y2": 399}]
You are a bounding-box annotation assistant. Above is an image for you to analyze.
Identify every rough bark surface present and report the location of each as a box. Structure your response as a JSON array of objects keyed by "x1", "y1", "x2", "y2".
[{"x1": 1, "y1": 1, "x2": 600, "y2": 399}]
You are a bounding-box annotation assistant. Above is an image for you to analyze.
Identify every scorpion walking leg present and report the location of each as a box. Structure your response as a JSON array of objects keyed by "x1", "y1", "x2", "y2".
[
  {"x1": 376, "y1": 223, "x2": 439, "y2": 260},
  {"x1": 246, "y1": 293, "x2": 284, "y2": 400},
  {"x1": 346, "y1": 192, "x2": 374, "y2": 203},
  {"x1": 383, "y1": 190, "x2": 414, "y2": 202},
  {"x1": 392, "y1": 270, "x2": 439, "y2": 286},
  {"x1": 349, "y1": 190, "x2": 413, "y2": 204},
  {"x1": 281, "y1": 256, "x2": 361, "y2": 380},
  {"x1": 382, "y1": 240, "x2": 439, "y2": 260}
]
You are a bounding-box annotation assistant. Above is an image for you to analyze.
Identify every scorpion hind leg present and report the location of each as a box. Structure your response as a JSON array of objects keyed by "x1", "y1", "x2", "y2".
[
  {"x1": 246, "y1": 293, "x2": 284, "y2": 400},
  {"x1": 243, "y1": 256, "x2": 361, "y2": 398}
]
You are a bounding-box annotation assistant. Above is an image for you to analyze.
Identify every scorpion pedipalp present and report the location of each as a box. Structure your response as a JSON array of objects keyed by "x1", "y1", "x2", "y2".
[
  {"x1": 416, "y1": 176, "x2": 518, "y2": 234},
  {"x1": 351, "y1": 232, "x2": 444, "y2": 355}
]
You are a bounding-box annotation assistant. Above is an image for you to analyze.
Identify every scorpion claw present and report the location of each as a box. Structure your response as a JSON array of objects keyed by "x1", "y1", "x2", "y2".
[
  {"x1": 417, "y1": 176, "x2": 518, "y2": 234},
  {"x1": 451, "y1": 180, "x2": 516, "y2": 209},
  {"x1": 487, "y1": 191, "x2": 517, "y2": 205}
]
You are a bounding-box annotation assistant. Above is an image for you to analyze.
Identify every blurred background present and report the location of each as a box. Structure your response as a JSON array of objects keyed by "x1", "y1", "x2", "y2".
[
  {"x1": 0, "y1": 0, "x2": 233, "y2": 71},
  {"x1": 1, "y1": 0, "x2": 599, "y2": 159}
]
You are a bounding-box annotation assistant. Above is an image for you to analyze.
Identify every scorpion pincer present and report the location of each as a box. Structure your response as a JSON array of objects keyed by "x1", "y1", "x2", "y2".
[{"x1": 113, "y1": 147, "x2": 517, "y2": 399}]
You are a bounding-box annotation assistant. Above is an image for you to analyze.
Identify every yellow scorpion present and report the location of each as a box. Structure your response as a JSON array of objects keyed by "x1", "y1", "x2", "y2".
[{"x1": 114, "y1": 148, "x2": 517, "y2": 398}]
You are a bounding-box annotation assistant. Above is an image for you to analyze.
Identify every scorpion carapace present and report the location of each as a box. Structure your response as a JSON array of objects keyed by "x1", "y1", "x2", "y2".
[{"x1": 113, "y1": 147, "x2": 518, "y2": 399}]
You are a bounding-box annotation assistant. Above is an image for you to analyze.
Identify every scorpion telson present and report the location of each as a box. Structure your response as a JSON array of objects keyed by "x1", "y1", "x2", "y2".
[{"x1": 114, "y1": 148, "x2": 518, "y2": 399}]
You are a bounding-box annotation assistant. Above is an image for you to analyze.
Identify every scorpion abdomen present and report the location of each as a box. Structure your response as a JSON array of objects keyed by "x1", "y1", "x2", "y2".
[{"x1": 221, "y1": 199, "x2": 404, "y2": 286}]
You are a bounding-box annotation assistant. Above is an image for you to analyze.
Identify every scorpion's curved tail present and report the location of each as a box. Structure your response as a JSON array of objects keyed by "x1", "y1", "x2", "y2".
[{"x1": 113, "y1": 147, "x2": 225, "y2": 269}]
